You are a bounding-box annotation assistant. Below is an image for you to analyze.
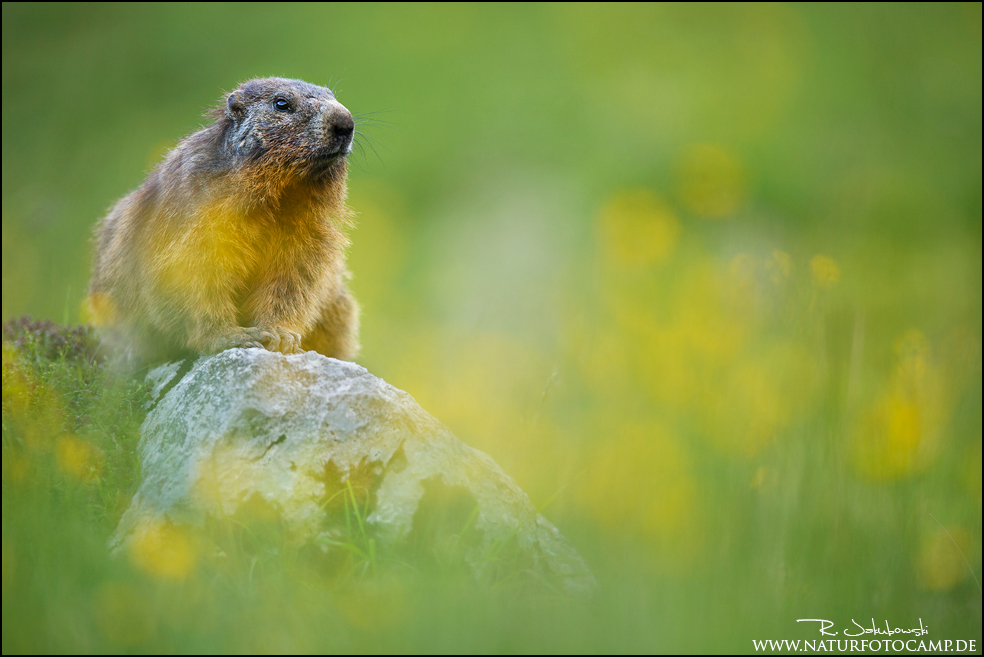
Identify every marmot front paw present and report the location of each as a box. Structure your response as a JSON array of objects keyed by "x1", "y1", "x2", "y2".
[
  {"x1": 209, "y1": 327, "x2": 277, "y2": 352},
  {"x1": 258, "y1": 327, "x2": 303, "y2": 354}
]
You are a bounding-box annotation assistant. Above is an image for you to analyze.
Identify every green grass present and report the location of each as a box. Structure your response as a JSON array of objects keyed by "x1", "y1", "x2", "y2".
[
  {"x1": 2, "y1": 319, "x2": 591, "y2": 652},
  {"x1": 3, "y1": 317, "x2": 980, "y2": 653}
]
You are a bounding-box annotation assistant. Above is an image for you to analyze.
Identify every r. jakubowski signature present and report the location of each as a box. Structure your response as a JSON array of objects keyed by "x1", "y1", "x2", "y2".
[{"x1": 797, "y1": 618, "x2": 929, "y2": 638}]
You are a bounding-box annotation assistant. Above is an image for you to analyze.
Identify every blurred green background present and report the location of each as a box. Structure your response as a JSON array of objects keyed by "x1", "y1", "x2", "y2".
[{"x1": 2, "y1": 3, "x2": 981, "y2": 653}]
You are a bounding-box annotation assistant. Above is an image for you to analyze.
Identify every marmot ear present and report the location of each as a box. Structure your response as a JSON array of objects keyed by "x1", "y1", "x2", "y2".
[{"x1": 226, "y1": 91, "x2": 245, "y2": 118}]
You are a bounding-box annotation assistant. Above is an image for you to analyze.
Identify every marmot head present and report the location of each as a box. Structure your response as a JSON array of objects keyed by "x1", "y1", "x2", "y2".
[{"x1": 217, "y1": 77, "x2": 355, "y2": 184}]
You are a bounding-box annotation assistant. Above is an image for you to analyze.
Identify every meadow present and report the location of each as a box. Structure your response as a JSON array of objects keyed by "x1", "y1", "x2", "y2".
[{"x1": 2, "y1": 4, "x2": 981, "y2": 652}]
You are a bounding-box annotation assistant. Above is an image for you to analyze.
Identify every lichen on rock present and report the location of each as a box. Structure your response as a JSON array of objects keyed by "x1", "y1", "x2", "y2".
[{"x1": 111, "y1": 348, "x2": 594, "y2": 593}]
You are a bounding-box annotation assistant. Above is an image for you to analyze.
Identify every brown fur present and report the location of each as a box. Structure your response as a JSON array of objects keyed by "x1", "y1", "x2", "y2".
[{"x1": 87, "y1": 78, "x2": 360, "y2": 363}]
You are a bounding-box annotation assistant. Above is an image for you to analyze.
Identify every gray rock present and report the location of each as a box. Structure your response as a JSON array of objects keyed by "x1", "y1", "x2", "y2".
[{"x1": 111, "y1": 348, "x2": 594, "y2": 593}]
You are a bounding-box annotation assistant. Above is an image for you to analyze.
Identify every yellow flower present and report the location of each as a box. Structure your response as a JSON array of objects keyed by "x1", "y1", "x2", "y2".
[
  {"x1": 853, "y1": 330, "x2": 949, "y2": 480},
  {"x1": 128, "y1": 519, "x2": 198, "y2": 580},
  {"x1": 55, "y1": 434, "x2": 103, "y2": 482},
  {"x1": 810, "y1": 254, "x2": 840, "y2": 288}
]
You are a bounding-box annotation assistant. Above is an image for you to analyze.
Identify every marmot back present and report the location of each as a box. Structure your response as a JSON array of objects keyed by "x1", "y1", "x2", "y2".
[{"x1": 87, "y1": 77, "x2": 360, "y2": 363}]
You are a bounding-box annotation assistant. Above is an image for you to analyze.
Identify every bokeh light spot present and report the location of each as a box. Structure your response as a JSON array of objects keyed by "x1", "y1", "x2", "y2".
[
  {"x1": 600, "y1": 189, "x2": 681, "y2": 267},
  {"x1": 94, "y1": 582, "x2": 155, "y2": 647},
  {"x1": 767, "y1": 250, "x2": 792, "y2": 284},
  {"x1": 574, "y1": 425, "x2": 703, "y2": 566},
  {"x1": 677, "y1": 144, "x2": 747, "y2": 218},
  {"x1": 963, "y1": 437, "x2": 982, "y2": 507},
  {"x1": 347, "y1": 180, "x2": 409, "y2": 310},
  {"x1": 917, "y1": 526, "x2": 973, "y2": 591}
]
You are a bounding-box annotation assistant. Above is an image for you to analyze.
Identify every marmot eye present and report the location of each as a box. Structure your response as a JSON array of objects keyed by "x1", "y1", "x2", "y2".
[{"x1": 274, "y1": 99, "x2": 291, "y2": 112}]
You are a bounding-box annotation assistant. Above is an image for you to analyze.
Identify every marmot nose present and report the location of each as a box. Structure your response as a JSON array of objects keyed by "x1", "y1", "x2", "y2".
[{"x1": 330, "y1": 110, "x2": 355, "y2": 141}]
